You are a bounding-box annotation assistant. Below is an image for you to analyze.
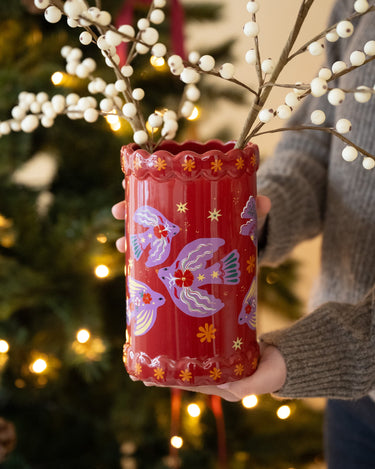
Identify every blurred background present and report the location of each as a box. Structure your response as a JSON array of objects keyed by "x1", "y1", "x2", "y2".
[{"x1": 0, "y1": 0, "x2": 335, "y2": 468}]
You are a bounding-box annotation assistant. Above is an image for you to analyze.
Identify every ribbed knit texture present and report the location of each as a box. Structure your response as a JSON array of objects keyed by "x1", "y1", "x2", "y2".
[{"x1": 257, "y1": 0, "x2": 375, "y2": 399}]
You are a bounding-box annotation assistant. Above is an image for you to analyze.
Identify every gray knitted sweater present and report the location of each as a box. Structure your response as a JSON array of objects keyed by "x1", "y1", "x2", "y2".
[{"x1": 257, "y1": 0, "x2": 375, "y2": 399}]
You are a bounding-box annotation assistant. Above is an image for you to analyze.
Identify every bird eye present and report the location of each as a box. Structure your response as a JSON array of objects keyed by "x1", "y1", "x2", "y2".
[{"x1": 161, "y1": 276, "x2": 165, "y2": 280}]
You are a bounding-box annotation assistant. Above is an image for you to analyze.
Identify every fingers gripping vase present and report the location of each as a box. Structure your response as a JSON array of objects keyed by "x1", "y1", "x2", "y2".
[{"x1": 121, "y1": 140, "x2": 259, "y2": 386}]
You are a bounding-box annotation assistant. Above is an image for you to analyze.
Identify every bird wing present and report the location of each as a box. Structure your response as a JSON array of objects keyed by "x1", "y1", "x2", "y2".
[
  {"x1": 127, "y1": 276, "x2": 148, "y2": 298},
  {"x1": 146, "y1": 237, "x2": 169, "y2": 267},
  {"x1": 134, "y1": 307, "x2": 157, "y2": 336},
  {"x1": 134, "y1": 205, "x2": 160, "y2": 227},
  {"x1": 241, "y1": 196, "x2": 257, "y2": 220},
  {"x1": 179, "y1": 286, "x2": 224, "y2": 317},
  {"x1": 179, "y1": 238, "x2": 225, "y2": 272}
]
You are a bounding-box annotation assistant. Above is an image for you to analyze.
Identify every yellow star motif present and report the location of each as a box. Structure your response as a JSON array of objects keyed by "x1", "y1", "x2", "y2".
[
  {"x1": 197, "y1": 273, "x2": 205, "y2": 282},
  {"x1": 148, "y1": 233, "x2": 153, "y2": 238},
  {"x1": 153, "y1": 367, "x2": 165, "y2": 380},
  {"x1": 211, "y1": 271, "x2": 219, "y2": 279},
  {"x1": 141, "y1": 237, "x2": 146, "y2": 243},
  {"x1": 135, "y1": 363, "x2": 142, "y2": 375},
  {"x1": 232, "y1": 337, "x2": 243, "y2": 350},
  {"x1": 176, "y1": 202, "x2": 188, "y2": 213},
  {"x1": 208, "y1": 208, "x2": 222, "y2": 222}
]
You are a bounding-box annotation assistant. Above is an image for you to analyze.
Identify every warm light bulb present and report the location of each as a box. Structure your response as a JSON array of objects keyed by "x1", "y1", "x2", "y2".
[
  {"x1": 187, "y1": 106, "x2": 200, "y2": 121},
  {"x1": 242, "y1": 394, "x2": 258, "y2": 409},
  {"x1": 150, "y1": 56, "x2": 165, "y2": 68},
  {"x1": 31, "y1": 358, "x2": 47, "y2": 374},
  {"x1": 187, "y1": 403, "x2": 201, "y2": 418},
  {"x1": 77, "y1": 329, "x2": 90, "y2": 344},
  {"x1": 51, "y1": 71, "x2": 64, "y2": 85},
  {"x1": 105, "y1": 113, "x2": 122, "y2": 132},
  {"x1": 170, "y1": 436, "x2": 183, "y2": 449},
  {"x1": 276, "y1": 405, "x2": 291, "y2": 420},
  {"x1": 96, "y1": 234, "x2": 108, "y2": 244},
  {"x1": 0, "y1": 340, "x2": 9, "y2": 353},
  {"x1": 95, "y1": 265, "x2": 110, "y2": 278}
]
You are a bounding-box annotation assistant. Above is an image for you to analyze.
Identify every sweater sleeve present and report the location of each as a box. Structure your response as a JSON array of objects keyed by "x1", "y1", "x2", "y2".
[{"x1": 261, "y1": 285, "x2": 375, "y2": 399}]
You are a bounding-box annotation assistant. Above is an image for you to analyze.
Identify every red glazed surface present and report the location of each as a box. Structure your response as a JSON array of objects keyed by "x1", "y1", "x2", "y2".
[{"x1": 122, "y1": 140, "x2": 259, "y2": 386}]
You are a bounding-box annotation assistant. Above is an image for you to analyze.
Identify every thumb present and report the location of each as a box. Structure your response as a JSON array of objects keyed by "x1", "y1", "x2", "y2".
[{"x1": 256, "y1": 195, "x2": 271, "y2": 232}]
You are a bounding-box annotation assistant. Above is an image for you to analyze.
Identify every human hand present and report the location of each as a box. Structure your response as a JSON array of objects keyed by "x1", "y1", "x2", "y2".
[{"x1": 111, "y1": 191, "x2": 271, "y2": 253}]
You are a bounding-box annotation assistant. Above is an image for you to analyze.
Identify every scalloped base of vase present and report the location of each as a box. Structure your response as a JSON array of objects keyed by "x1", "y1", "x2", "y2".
[{"x1": 123, "y1": 342, "x2": 259, "y2": 386}]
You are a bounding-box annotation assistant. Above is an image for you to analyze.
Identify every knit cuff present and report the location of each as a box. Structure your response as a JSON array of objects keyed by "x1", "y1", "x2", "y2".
[{"x1": 260, "y1": 301, "x2": 375, "y2": 400}]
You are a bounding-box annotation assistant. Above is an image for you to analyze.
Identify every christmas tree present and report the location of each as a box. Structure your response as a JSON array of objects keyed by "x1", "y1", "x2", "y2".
[{"x1": 0, "y1": 1, "x2": 335, "y2": 467}]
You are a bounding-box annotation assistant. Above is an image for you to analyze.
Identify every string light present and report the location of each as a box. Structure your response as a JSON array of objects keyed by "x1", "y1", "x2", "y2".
[
  {"x1": 276, "y1": 405, "x2": 291, "y2": 420},
  {"x1": 170, "y1": 435, "x2": 183, "y2": 449},
  {"x1": 51, "y1": 71, "x2": 64, "y2": 85},
  {"x1": 95, "y1": 264, "x2": 110, "y2": 278},
  {"x1": 0, "y1": 340, "x2": 9, "y2": 353},
  {"x1": 96, "y1": 234, "x2": 108, "y2": 243},
  {"x1": 104, "y1": 113, "x2": 121, "y2": 131},
  {"x1": 187, "y1": 403, "x2": 201, "y2": 417},
  {"x1": 150, "y1": 55, "x2": 165, "y2": 68},
  {"x1": 76, "y1": 329, "x2": 90, "y2": 344},
  {"x1": 30, "y1": 358, "x2": 47, "y2": 374},
  {"x1": 187, "y1": 106, "x2": 200, "y2": 121},
  {"x1": 242, "y1": 394, "x2": 258, "y2": 409}
]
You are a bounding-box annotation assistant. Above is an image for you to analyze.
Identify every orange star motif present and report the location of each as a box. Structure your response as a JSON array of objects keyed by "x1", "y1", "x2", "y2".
[
  {"x1": 234, "y1": 363, "x2": 244, "y2": 376},
  {"x1": 210, "y1": 367, "x2": 222, "y2": 381},
  {"x1": 210, "y1": 158, "x2": 223, "y2": 172},
  {"x1": 196, "y1": 323, "x2": 217, "y2": 343},
  {"x1": 246, "y1": 255, "x2": 256, "y2": 274},
  {"x1": 179, "y1": 368, "x2": 193, "y2": 382},
  {"x1": 235, "y1": 157, "x2": 245, "y2": 170},
  {"x1": 154, "y1": 157, "x2": 167, "y2": 171},
  {"x1": 154, "y1": 367, "x2": 165, "y2": 380},
  {"x1": 182, "y1": 158, "x2": 196, "y2": 172}
]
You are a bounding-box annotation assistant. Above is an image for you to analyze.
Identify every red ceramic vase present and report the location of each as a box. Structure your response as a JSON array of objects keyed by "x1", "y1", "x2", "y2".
[{"x1": 121, "y1": 140, "x2": 259, "y2": 386}]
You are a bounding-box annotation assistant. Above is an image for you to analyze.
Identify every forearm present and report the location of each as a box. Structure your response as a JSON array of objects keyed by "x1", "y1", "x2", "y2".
[{"x1": 261, "y1": 285, "x2": 375, "y2": 399}]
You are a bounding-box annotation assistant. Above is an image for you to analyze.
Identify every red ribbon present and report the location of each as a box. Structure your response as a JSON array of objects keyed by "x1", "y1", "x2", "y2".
[{"x1": 115, "y1": 0, "x2": 186, "y2": 65}]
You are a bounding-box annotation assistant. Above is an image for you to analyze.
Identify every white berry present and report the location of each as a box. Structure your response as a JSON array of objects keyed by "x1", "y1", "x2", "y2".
[
  {"x1": 185, "y1": 85, "x2": 200, "y2": 102},
  {"x1": 318, "y1": 68, "x2": 332, "y2": 81},
  {"x1": 311, "y1": 110, "x2": 326, "y2": 125},
  {"x1": 331, "y1": 61, "x2": 346, "y2": 74},
  {"x1": 258, "y1": 109, "x2": 274, "y2": 123},
  {"x1": 142, "y1": 27, "x2": 159, "y2": 46},
  {"x1": 21, "y1": 115, "x2": 39, "y2": 133},
  {"x1": 180, "y1": 68, "x2": 200, "y2": 84},
  {"x1": 44, "y1": 6, "x2": 62, "y2": 23},
  {"x1": 163, "y1": 110, "x2": 177, "y2": 121},
  {"x1": 150, "y1": 9, "x2": 165, "y2": 24},
  {"x1": 308, "y1": 41, "x2": 324, "y2": 56},
  {"x1": 198, "y1": 55, "x2": 215, "y2": 72},
  {"x1": 79, "y1": 31, "x2": 92, "y2": 45},
  {"x1": 115, "y1": 80, "x2": 127, "y2": 92},
  {"x1": 354, "y1": 86, "x2": 372, "y2": 103},
  {"x1": 336, "y1": 21, "x2": 354, "y2": 38},
  {"x1": 261, "y1": 58, "x2": 274, "y2": 74},
  {"x1": 326, "y1": 30, "x2": 339, "y2": 42},
  {"x1": 276, "y1": 105, "x2": 292, "y2": 120},
  {"x1": 132, "y1": 88, "x2": 145, "y2": 101},
  {"x1": 181, "y1": 101, "x2": 194, "y2": 118},
  {"x1": 152, "y1": 43, "x2": 167, "y2": 57},
  {"x1": 51, "y1": 95, "x2": 66, "y2": 113},
  {"x1": 137, "y1": 18, "x2": 149, "y2": 30},
  {"x1": 105, "y1": 30, "x2": 123, "y2": 47},
  {"x1": 354, "y1": 0, "x2": 369, "y2": 13},
  {"x1": 364, "y1": 40, "x2": 375, "y2": 56},
  {"x1": 118, "y1": 25, "x2": 135, "y2": 41},
  {"x1": 245, "y1": 49, "x2": 257, "y2": 65},
  {"x1": 328, "y1": 88, "x2": 346, "y2": 105},
  {"x1": 310, "y1": 77, "x2": 328, "y2": 97},
  {"x1": 121, "y1": 65, "x2": 134, "y2": 77},
  {"x1": 133, "y1": 130, "x2": 148, "y2": 145},
  {"x1": 100, "y1": 98, "x2": 114, "y2": 112},
  {"x1": 188, "y1": 51, "x2": 200, "y2": 64},
  {"x1": 34, "y1": 0, "x2": 49, "y2": 9},
  {"x1": 154, "y1": 0, "x2": 166, "y2": 7},
  {"x1": 342, "y1": 146, "x2": 358, "y2": 162},
  {"x1": 219, "y1": 63, "x2": 235, "y2": 79},
  {"x1": 362, "y1": 157, "x2": 375, "y2": 169},
  {"x1": 350, "y1": 50, "x2": 365, "y2": 66},
  {"x1": 148, "y1": 113, "x2": 163, "y2": 128},
  {"x1": 122, "y1": 102, "x2": 137, "y2": 118},
  {"x1": 285, "y1": 92, "x2": 299, "y2": 108},
  {"x1": 336, "y1": 118, "x2": 352, "y2": 134},
  {"x1": 84, "y1": 108, "x2": 99, "y2": 123},
  {"x1": 246, "y1": 1, "x2": 259, "y2": 14},
  {"x1": 243, "y1": 21, "x2": 259, "y2": 37}
]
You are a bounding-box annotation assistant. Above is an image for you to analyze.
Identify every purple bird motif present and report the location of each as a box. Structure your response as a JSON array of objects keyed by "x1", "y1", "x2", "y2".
[
  {"x1": 238, "y1": 277, "x2": 257, "y2": 330},
  {"x1": 130, "y1": 205, "x2": 180, "y2": 267},
  {"x1": 158, "y1": 238, "x2": 240, "y2": 318},
  {"x1": 126, "y1": 276, "x2": 166, "y2": 336},
  {"x1": 240, "y1": 196, "x2": 257, "y2": 245}
]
